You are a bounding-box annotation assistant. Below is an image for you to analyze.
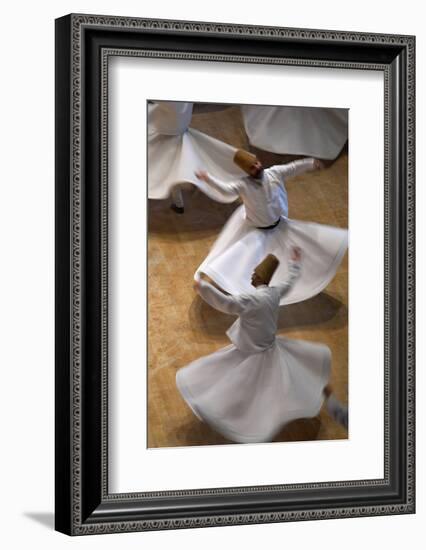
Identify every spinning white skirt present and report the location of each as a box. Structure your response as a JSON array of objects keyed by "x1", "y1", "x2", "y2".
[
  {"x1": 148, "y1": 101, "x2": 244, "y2": 201},
  {"x1": 241, "y1": 105, "x2": 348, "y2": 160},
  {"x1": 195, "y1": 206, "x2": 348, "y2": 305},
  {"x1": 176, "y1": 338, "x2": 331, "y2": 443}
]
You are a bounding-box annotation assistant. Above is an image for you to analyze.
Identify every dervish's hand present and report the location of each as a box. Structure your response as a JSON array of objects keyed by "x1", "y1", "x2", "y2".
[
  {"x1": 313, "y1": 158, "x2": 325, "y2": 170},
  {"x1": 195, "y1": 170, "x2": 209, "y2": 182},
  {"x1": 193, "y1": 280, "x2": 201, "y2": 292},
  {"x1": 291, "y1": 247, "x2": 302, "y2": 263}
]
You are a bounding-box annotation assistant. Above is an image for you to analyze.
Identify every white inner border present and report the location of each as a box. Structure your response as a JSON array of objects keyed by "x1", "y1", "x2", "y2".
[{"x1": 108, "y1": 57, "x2": 384, "y2": 493}]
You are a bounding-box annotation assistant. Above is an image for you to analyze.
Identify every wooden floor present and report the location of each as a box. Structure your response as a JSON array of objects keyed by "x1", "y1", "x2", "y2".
[{"x1": 147, "y1": 104, "x2": 348, "y2": 448}]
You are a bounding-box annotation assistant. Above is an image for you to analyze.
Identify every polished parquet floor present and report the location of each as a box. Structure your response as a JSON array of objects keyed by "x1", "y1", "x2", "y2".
[{"x1": 147, "y1": 105, "x2": 348, "y2": 448}]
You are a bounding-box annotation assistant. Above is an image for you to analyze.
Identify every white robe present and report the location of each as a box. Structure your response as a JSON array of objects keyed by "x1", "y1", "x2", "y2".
[
  {"x1": 241, "y1": 105, "x2": 348, "y2": 160},
  {"x1": 176, "y1": 265, "x2": 331, "y2": 443},
  {"x1": 148, "y1": 101, "x2": 245, "y2": 201},
  {"x1": 195, "y1": 161, "x2": 348, "y2": 305}
]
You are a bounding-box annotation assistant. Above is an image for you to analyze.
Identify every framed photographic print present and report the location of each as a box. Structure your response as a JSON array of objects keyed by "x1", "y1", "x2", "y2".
[{"x1": 55, "y1": 13, "x2": 415, "y2": 535}]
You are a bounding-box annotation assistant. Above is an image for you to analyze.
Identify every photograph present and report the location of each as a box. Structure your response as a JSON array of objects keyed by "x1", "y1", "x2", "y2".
[{"x1": 147, "y1": 100, "x2": 349, "y2": 448}]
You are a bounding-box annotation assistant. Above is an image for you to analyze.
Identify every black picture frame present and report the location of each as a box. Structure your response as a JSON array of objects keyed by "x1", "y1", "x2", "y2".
[{"x1": 55, "y1": 13, "x2": 415, "y2": 535}]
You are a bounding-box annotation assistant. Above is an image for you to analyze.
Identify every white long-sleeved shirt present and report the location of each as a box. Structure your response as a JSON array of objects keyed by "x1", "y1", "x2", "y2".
[
  {"x1": 197, "y1": 262, "x2": 301, "y2": 353},
  {"x1": 204, "y1": 158, "x2": 316, "y2": 228}
]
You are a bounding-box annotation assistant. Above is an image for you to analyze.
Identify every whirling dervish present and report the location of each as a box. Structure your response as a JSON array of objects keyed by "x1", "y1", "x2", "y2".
[
  {"x1": 147, "y1": 101, "x2": 245, "y2": 212},
  {"x1": 176, "y1": 249, "x2": 348, "y2": 444},
  {"x1": 194, "y1": 149, "x2": 348, "y2": 305}
]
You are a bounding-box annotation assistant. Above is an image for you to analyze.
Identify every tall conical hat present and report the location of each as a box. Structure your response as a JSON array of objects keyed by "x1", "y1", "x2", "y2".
[
  {"x1": 254, "y1": 254, "x2": 280, "y2": 285},
  {"x1": 233, "y1": 149, "x2": 258, "y2": 174}
]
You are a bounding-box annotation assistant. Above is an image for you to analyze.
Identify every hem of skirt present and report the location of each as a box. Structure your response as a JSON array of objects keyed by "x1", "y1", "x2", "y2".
[
  {"x1": 175, "y1": 348, "x2": 332, "y2": 444},
  {"x1": 248, "y1": 144, "x2": 344, "y2": 161},
  {"x1": 196, "y1": 227, "x2": 348, "y2": 304},
  {"x1": 279, "y1": 229, "x2": 348, "y2": 305},
  {"x1": 195, "y1": 264, "x2": 247, "y2": 295},
  {"x1": 175, "y1": 370, "x2": 204, "y2": 423}
]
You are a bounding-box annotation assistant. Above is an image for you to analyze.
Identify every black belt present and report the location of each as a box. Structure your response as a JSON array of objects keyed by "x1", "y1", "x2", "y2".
[{"x1": 256, "y1": 218, "x2": 281, "y2": 230}]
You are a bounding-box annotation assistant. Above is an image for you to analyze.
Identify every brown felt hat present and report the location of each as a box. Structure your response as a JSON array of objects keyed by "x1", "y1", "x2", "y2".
[
  {"x1": 254, "y1": 254, "x2": 280, "y2": 285},
  {"x1": 233, "y1": 149, "x2": 258, "y2": 174}
]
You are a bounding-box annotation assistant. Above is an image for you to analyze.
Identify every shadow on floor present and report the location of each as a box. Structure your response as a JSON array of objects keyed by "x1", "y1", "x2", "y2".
[
  {"x1": 148, "y1": 189, "x2": 239, "y2": 238},
  {"x1": 167, "y1": 417, "x2": 231, "y2": 447},
  {"x1": 153, "y1": 414, "x2": 325, "y2": 449},
  {"x1": 273, "y1": 416, "x2": 322, "y2": 442},
  {"x1": 189, "y1": 291, "x2": 347, "y2": 338}
]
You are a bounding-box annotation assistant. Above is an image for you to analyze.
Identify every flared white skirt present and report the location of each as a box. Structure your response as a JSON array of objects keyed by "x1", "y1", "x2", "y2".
[
  {"x1": 148, "y1": 128, "x2": 244, "y2": 202},
  {"x1": 241, "y1": 105, "x2": 348, "y2": 160},
  {"x1": 195, "y1": 205, "x2": 348, "y2": 305},
  {"x1": 176, "y1": 338, "x2": 331, "y2": 443}
]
